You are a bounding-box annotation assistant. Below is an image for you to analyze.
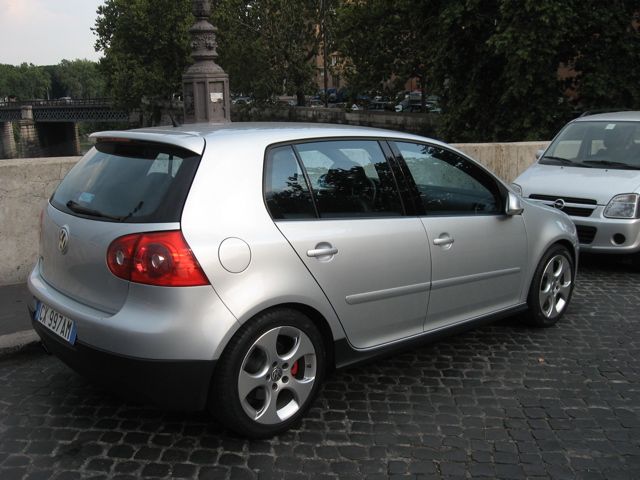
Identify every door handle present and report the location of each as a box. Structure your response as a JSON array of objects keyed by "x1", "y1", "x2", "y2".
[
  {"x1": 433, "y1": 235, "x2": 454, "y2": 246},
  {"x1": 307, "y1": 247, "x2": 338, "y2": 257}
]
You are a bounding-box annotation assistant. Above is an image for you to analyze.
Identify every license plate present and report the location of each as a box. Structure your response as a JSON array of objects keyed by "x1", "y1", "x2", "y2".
[{"x1": 35, "y1": 301, "x2": 77, "y2": 345}]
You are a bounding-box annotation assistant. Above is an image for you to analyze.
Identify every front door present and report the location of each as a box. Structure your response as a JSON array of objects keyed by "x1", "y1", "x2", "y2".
[{"x1": 392, "y1": 141, "x2": 527, "y2": 331}]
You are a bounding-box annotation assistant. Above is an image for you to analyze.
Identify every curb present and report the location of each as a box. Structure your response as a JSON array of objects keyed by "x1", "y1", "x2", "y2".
[{"x1": 0, "y1": 330, "x2": 40, "y2": 357}]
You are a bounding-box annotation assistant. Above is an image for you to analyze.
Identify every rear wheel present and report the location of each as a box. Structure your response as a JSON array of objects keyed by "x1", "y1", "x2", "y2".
[
  {"x1": 210, "y1": 308, "x2": 325, "y2": 438},
  {"x1": 524, "y1": 245, "x2": 574, "y2": 327}
]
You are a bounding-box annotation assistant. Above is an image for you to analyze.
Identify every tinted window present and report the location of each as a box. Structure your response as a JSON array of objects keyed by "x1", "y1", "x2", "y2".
[
  {"x1": 396, "y1": 142, "x2": 501, "y2": 215},
  {"x1": 51, "y1": 141, "x2": 200, "y2": 223},
  {"x1": 264, "y1": 146, "x2": 316, "y2": 219},
  {"x1": 295, "y1": 140, "x2": 403, "y2": 218}
]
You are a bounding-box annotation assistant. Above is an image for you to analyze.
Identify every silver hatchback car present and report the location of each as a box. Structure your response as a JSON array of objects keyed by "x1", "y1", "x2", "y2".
[{"x1": 29, "y1": 123, "x2": 578, "y2": 437}]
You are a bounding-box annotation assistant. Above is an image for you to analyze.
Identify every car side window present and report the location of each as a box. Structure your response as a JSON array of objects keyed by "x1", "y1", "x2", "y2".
[
  {"x1": 294, "y1": 140, "x2": 403, "y2": 218},
  {"x1": 264, "y1": 146, "x2": 316, "y2": 219},
  {"x1": 395, "y1": 141, "x2": 502, "y2": 215}
]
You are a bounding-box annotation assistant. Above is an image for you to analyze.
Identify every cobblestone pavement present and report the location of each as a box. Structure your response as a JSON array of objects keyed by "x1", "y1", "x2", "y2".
[{"x1": 1, "y1": 256, "x2": 639, "y2": 480}]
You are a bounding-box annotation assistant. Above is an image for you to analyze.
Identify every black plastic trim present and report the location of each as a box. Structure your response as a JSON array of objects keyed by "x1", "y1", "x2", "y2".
[
  {"x1": 333, "y1": 304, "x2": 528, "y2": 369},
  {"x1": 31, "y1": 312, "x2": 215, "y2": 411}
]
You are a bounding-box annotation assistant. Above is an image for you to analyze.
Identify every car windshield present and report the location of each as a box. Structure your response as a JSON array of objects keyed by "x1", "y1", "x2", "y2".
[{"x1": 540, "y1": 120, "x2": 640, "y2": 169}]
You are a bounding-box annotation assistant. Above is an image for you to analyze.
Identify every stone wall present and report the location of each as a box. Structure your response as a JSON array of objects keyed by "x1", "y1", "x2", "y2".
[
  {"x1": 232, "y1": 106, "x2": 440, "y2": 137},
  {"x1": 0, "y1": 157, "x2": 79, "y2": 286},
  {"x1": 0, "y1": 141, "x2": 547, "y2": 286},
  {"x1": 0, "y1": 122, "x2": 17, "y2": 159},
  {"x1": 452, "y1": 141, "x2": 547, "y2": 183}
]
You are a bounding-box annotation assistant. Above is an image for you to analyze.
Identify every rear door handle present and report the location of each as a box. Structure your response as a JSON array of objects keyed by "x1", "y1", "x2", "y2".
[
  {"x1": 307, "y1": 247, "x2": 338, "y2": 257},
  {"x1": 433, "y1": 235, "x2": 454, "y2": 246}
]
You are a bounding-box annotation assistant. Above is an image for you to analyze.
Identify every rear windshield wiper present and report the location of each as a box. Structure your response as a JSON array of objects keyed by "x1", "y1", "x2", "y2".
[
  {"x1": 66, "y1": 200, "x2": 123, "y2": 221},
  {"x1": 581, "y1": 159, "x2": 640, "y2": 170}
]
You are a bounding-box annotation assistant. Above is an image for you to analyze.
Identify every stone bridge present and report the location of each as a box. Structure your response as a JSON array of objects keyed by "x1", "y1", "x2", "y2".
[{"x1": 0, "y1": 99, "x2": 130, "y2": 159}]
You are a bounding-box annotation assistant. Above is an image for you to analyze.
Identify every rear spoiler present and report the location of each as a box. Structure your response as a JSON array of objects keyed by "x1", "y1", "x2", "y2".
[{"x1": 89, "y1": 130, "x2": 205, "y2": 155}]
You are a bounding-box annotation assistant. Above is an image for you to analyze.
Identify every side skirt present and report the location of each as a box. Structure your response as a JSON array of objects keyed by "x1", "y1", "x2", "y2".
[{"x1": 334, "y1": 304, "x2": 528, "y2": 369}]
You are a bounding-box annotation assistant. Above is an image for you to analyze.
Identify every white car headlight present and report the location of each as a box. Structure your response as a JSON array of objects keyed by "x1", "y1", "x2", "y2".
[
  {"x1": 511, "y1": 183, "x2": 523, "y2": 196},
  {"x1": 604, "y1": 193, "x2": 640, "y2": 219}
]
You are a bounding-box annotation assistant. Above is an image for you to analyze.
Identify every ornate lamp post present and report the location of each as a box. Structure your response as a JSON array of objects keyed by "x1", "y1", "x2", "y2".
[{"x1": 182, "y1": 0, "x2": 231, "y2": 123}]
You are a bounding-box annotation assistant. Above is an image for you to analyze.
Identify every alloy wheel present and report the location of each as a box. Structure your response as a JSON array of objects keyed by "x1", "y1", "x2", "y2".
[
  {"x1": 237, "y1": 326, "x2": 317, "y2": 425},
  {"x1": 538, "y1": 254, "x2": 572, "y2": 319}
]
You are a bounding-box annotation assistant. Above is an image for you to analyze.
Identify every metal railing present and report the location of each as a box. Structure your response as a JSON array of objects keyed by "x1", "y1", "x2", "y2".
[{"x1": 0, "y1": 98, "x2": 115, "y2": 108}]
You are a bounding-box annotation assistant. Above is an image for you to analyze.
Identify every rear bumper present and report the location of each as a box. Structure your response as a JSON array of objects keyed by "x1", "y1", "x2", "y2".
[{"x1": 30, "y1": 307, "x2": 214, "y2": 411}]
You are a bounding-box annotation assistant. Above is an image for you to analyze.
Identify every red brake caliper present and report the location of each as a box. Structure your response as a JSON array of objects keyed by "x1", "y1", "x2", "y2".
[{"x1": 290, "y1": 359, "x2": 299, "y2": 376}]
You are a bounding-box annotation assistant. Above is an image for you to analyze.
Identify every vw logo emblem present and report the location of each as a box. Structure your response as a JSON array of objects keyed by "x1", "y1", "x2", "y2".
[
  {"x1": 58, "y1": 226, "x2": 70, "y2": 254},
  {"x1": 270, "y1": 367, "x2": 283, "y2": 382},
  {"x1": 553, "y1": 198, "x2": 566, "y2": 210}
]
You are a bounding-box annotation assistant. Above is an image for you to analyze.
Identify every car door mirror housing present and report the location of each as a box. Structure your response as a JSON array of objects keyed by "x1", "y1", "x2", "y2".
[{"x1": 506, "y1": 191, "x2": 524, "y2": 215}]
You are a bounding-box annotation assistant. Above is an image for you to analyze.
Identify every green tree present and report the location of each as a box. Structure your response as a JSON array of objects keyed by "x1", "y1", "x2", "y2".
[
  {"x1": 93, "y1": 0, "x2": 193, "y2": 115},
  {"x1": 53, "y1": 59, "x2": 107, "y2": 99},
  {"x1": 215, "y1": 0, "x2": 330, "y2": 105},
  {"x1": 337, "y1": 0, "x2": 640, "y2": 142},
  {"x1": 566, "y1": 0, "x2": 640, "y2": 110},
  {"x1": 335, "y1": 0, "x2": 435, "y2": 106},
  {"x1": 0, "y1": 63, "x2": 51, "y2": 100}
]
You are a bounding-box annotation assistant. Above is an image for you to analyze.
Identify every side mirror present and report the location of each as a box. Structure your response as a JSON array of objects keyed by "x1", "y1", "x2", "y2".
[
  {"x1": 506, "y1": 191, "x2": 524, "y2": 216},
  {"x1": 535, "y1": 149, "x2": 545, "y2": 160}
]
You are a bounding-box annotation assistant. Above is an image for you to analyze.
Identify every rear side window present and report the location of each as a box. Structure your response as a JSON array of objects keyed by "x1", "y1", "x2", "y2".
[
  {"x1": 51, "y1": 140, "x2": 201, "y2": 223},
  {"x1": 264, "y1": 146, "x2": 316, "y2": 219},
  {"x1": 294, "y1": 140, "x2": 403, "y2": 218}
]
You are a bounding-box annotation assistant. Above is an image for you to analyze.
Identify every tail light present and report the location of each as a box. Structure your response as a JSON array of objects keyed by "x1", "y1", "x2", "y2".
[{"x1": 107, "y1": 230, "x2": 209, "y2": 287}]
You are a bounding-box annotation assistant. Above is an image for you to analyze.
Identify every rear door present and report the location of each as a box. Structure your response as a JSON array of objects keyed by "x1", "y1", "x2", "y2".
[
  {"x1": 41, "y1": 140, "x2": 202, "y2": 313},
  {"x1": 266, "y1": 140, "x2": 431, "y2": 349},
  {"x1": 391, "y1": 141, "x2": 527, "y2": 331}
]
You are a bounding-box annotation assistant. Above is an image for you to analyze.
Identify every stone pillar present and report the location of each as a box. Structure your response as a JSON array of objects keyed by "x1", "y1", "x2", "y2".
[
  {"x1": 18, "y1": 106, "x2": 42, "y2": 158},
  {"x1": 0, "y1": 122, "x2": 17, "y2": 159},
  {"x1": 182, "y1": 0, "x2": 231, "y2": 123},
  {"x1": 71, "y1": 123, "x2": 81, "y2": 155}
]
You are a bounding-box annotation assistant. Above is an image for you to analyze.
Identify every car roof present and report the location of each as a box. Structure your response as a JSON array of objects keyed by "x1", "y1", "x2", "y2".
[
  {"x1": 90, "y1": 122, "x2": 443, "y2": 155},
  {"x1": 573, "y1": 111, "x2": 640, "y2": 122}
]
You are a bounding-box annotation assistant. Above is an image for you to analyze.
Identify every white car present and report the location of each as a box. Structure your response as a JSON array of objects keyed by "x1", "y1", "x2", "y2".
[{"x1": 513, "y1": 111, "x2": 640, "y2": 264}]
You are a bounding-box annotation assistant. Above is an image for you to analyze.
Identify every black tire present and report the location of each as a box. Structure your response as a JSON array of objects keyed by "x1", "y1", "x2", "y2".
[
  {"x1": 209, "y1": 308, "x2": 325, "y2": 438},
  {"x1": 523, "y1": 244, "x2": 575, "y2": 327}
]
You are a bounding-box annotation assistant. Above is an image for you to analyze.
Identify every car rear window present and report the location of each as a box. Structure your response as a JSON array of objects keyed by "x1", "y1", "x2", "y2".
[{"x1": 51, "y1": 140, "x2": 201, "y2": 223}]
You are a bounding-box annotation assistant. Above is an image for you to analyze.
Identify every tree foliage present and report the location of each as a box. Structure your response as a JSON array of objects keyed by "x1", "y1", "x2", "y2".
[
  {"x1": 337, "y1": 0, "x2": 640, "y2": 142},
  {"x1": 215, "y1": 0, "x2": 328, "y2": 105},
  {"x1": 335, "y1": 0, "x2": 434, "y2": 103},
  {"x1": 93, "y1": 0, "x2": 193, "y2": 111},
  {"x1": 0, "y1": 63, "x2": 51, "y2": 100},
  {"x1": 52, "y1": 60, "x2": 106, "y2": 99}
]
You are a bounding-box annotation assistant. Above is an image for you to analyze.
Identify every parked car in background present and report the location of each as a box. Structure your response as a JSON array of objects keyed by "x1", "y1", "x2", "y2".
[
  {"x1": 395, "y1": 92, "x2": 441, "y2": 113},
  {"x1": 232, "y1": 96, "x2": 253, "y2": 105},
  {"x1": 513, "y1": 111, "x2": 640, "y2": 264},
  {"x1": 30, "y1": 123, "x2": 577, "y2": 437}
]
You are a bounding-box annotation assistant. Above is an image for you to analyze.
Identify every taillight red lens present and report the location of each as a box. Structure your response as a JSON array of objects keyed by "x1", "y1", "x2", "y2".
[{"x1": 107, "y1": 230, "x2": 209, "y2": 287}]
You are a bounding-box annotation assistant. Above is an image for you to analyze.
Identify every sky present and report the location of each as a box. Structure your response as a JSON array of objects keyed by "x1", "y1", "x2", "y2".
[{"x1": 0, "y1": 0, "x2": 104, "y2": 66}]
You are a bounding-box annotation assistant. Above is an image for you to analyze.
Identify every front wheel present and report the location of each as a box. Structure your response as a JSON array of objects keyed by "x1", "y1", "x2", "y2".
[
  {"x1": 210, "y1": 308, "x2": 325, "y2": 438},
  {"x1": 524, "y1": 245, "x2": 575, "y2": 327}
]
